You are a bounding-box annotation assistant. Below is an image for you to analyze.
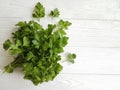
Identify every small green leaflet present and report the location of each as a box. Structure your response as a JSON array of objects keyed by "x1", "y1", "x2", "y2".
[
  {"x1": 58, "y1": 19, "x2": 72, "y2": 30},
  {"x1": 49, "y1": 8, "x2": 60, "y2": 18},
  {"x1": 23, "y1": 37, "x2": 30, "y2": 46},
  {"x1": 16, "y1": 21, "x2": 27, "y2": 27},
  {"x1": 4, "y1": 65, "x2": 13, "y2": 73},
  {"x1": 26, "y1": 51, "x2": 35, "y2": 61},
  {"x1": 67, "y1": 53, "x2": 76, "y2": 63},
  {"x1": 32, "y1": 2, "x2": 45, "y2": 19},
  {"x1": 3, "y1": 40, "x2": 11, "y2": 50}
]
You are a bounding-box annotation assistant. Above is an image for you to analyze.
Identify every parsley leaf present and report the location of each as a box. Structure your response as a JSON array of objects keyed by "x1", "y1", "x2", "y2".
[
  {"x1": 26, "y1": 51, "x2": 35, "y2": 61},
  {"x1": 49, "y1": 8, "x2": 60, "y2": 18},
  {"x1": 23, "y1": 36, "x2": 30, "y2": 46},
  {"x1": 67, "y1": 53, "x2": 76, "y2": 63},
  {"x1": 4, "y1": 65, "x2": 13, "y2": 73},
  {"x1": 58, "y1": 19, "x2": 72, "y2": 30},
  {"x1": 16, "y1": 21, "x2": 27, "y2": 27},
  {"x1": 3, "y1": 40, "x2": 11, "y2": 50},
  {"x1": 32, "y1": 2, "x2": 45, "y2": 19}
]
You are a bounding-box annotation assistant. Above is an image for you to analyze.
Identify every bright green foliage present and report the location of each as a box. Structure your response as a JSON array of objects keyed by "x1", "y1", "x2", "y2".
[
  {"x1": 58, "y1": 19, "x2": 72, "y2": 30},
  {"x1": 67, "y1": 53, "x2": 76, "y2": 63},
  {"x1": 32, "y1": 2, "x2": 45, "y2": 19},
  {"x1": 3, "y1": 2, "x2": 76, "y2": 86},
  {"x1": 3, "y1": 20, "x2": 71, "y2": 85},
  {"x1": 3, "y1": 40, "x2": 11, "y2": 50},
  {"x1": 4, "y1": 65, "x2": 13, "y2": 73},
  {"x1": 49, "y1": 8, "x2": 60, "y2": 18}
]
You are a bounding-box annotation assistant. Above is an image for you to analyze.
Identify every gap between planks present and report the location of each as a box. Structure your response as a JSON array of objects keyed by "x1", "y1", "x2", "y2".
[{"x1": 1, "y1": 17, "x2": 120, "y2": 22}]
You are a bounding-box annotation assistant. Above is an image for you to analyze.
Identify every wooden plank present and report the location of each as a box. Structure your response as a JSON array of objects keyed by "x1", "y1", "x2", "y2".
[
  {"x1": 1, "y1": 47, "x2": 120, "y2": 74},
  {"x1": 1, "y1": 18, "x2": 120, "y2": 47},
  {"x1": 1, "y1": 0, "x2": 120, "y2": 21},
  {"x1": 61, "y1": 47, "x2": 120, "y2": 74},
  {"x1": 0, "y1": 72, "x2": 120, "y2": 90}
]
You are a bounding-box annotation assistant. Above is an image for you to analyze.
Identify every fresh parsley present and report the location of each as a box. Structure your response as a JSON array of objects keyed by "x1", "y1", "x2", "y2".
[
  {"x1": 49, "y1": 8, "x2": 60, "y2": 18},
  {"x1": 32, "y1": 2, "x2": 45, "y2": 19},
  {"x1": 3, "y1": 40, "x2": 11, "y2": 50},
  {"x1": 3, "y1": 2, "x2": 76, "y2": 85},
  {"x1": 67, "y1": 53, "x2": 76, "y2": 63}
]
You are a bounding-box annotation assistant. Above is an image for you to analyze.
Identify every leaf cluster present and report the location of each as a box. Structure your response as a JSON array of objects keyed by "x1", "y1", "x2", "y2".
[
  {"x1": 3, "y1": 19, "x2": 71, "y2": 85},
  {"x1": 3, "y1": 2, "x2": 76, "y2": 85}
]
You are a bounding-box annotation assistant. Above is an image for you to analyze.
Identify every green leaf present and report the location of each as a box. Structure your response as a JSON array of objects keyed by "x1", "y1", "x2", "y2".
[
  {"x1": 10, "y1": 44, "x2": 18, "y2": 49},
  {"x1": 3, "y1": 40, "x2": 11, "y2": 50},
  {"x1": 34, "y1": 33, "x2": 40, "y2": 41},
  {"x1": 23, "y1": 36, "x2": 29, "y2": 46},
  {"x1": 26, "y1": 51, "x2": 35, "y2": 61},
  {"x1": 47, "y1": 24, "x2": 56, "y2": 35},
  {"x1": 58, "y1": 19, "x2": 72, "y2": 30},
  {"x1": 16, "y1": 40, "x2": 22, "y2": 46},
  {"x1": 33, "y1": 67, "x2": 40, "y2": 76},
  {"x1": 67, "y1": 53, "x2": 76, "y2": 63},
  {"x1": 9, "y1": 48, "x2": 22, "y2": 55},
  {"x1": 58, "y1": 29, "x2": 66, "y2": 35},
  {"x1": 49, "y1": 39, "x2": 53, "y2": 48},
  {"x1": 4, "y1": 65, "x2": 13, "y2": 73},
  {"x1": 23, "y1": 63, "x2": 33, "y2": 73},
  {"x1": 32, "y1": 40, "x2": 40, "y2": 48},
  {"x1": 49, "y1": 8, "x2": 60, "y2": 18},
  {"x1": 16, "y1": 21, "x2": 27, "y2": 27},
  {"x1": 54, "y1": 63, "x2": 63, "y2": 74},
  {"x1": 32, "y1": 2, "x2": 45, "y2": 19},
  {"x1": 43, "y1": 42, "x2": 49, "y2": 50}
]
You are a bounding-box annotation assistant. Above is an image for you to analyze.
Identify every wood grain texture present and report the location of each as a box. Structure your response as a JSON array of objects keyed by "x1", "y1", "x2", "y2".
[
  {"x1": 0, "y1": 0, "x2": 120, "y2": 90},
  {"x1": 1, "y1": 0, "x2": 120, "y2": 20},
  {"x1": 0, "y1": 72, "x2": 120, "y2": 90}
]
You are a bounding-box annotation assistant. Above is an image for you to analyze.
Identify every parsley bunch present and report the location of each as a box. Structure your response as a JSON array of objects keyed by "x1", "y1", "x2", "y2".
[{"x1": 3, "y1": 2, "x2": 76, "y2": 85}]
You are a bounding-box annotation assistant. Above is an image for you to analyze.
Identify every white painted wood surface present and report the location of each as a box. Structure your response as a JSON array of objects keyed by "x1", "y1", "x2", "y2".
[{"x1": 0, "y1": 0, "x2": 120, "y2": 90}]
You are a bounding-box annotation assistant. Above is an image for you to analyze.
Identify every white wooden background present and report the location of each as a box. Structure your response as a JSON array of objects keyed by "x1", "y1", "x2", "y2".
[{"x1": 0, "y1": 0, "x2": 120, "y2": 90}]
